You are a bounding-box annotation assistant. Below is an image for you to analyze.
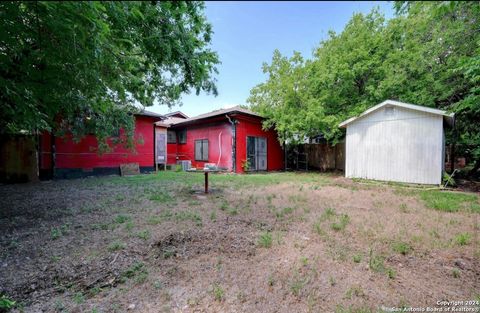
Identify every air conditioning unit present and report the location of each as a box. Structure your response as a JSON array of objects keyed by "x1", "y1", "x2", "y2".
[{"x1": 177, "y1": 160, "x2": 191, "y2": 171}]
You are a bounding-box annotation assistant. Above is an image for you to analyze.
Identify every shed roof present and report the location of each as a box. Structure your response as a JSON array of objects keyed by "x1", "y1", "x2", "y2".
[{"x1": 338, "y1": 100, "x2": 455, "y2": 128}]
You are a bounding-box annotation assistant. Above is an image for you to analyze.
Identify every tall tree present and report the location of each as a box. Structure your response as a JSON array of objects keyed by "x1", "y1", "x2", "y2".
[
  {"x1": 0, "y1": 1, "x2": 219, "y2": 150},
  {"x1": 249, "y1": 2, "x2": 480, "y2": 173}
]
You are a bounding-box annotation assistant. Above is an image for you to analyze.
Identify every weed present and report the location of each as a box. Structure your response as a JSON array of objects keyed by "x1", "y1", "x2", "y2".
[
  {"x1": 162, "y1": 249, "x2": 175, "y2": 259},
  {"x1": 212, "y1": 284, "x2": 224, "y2": 302},
  {"x1": 219, "y1": 201, "x2": 229, "y2": 211},
  {"x1": 149, "y1": 191, "x2": 173, "y2": 202},
  {"x1": 290, "y1": 274, "x2": 307, "y2": 297},
  {"x1": 125, "y1": 221, "x2": 134, "y2": 231},
  {"x1": 121, "y1": 262, "x2": 148, "y2": 284},
  {"x1": 452, "y1": 268, "x2": 461, "y2": 278},
  {"x1": 329, "y1": 276, "x2": 336, "y2": 286},
  {"x1": 137, "y1": 230, "x2": 150, "y2": 240},
  {"x1": 108, "y1": 240, "x2": 125, "y2": 252},
  {"x1": 399, "y1": 203, "x2": 409, "y2": 213},
  {"x1": 331, "y1": 214, "x2": 350, "y2": 231},
  {"x1": 344, "y1": 285, "x2": 365, "y2": 299},
  {"x1": 153, "y1": 280, "x2": 163, "y2": 290},
  {"x1": 454, "y1": 233, "x2": 471, "y2": 246},
  {"x1": 114, "y1": 214, "x2": 130, "y2": 224},
  {"x1": 210, "y1": 211, "x2": 217, "y2": 222},
  {"x1": 267, "y1": 274, "x2": 275, "y2": 286},
  {"x1": 73, "y1": 292, "x2": 85, "y2": 304},
  {"x1": 300, "y1": 256, "x2": 309, "y2": 266},
  {"x1": 258, "y1": 231, "x2": 273, "y2": 248},
  {"x1": 368, "y1": 249, "x2": 385, "y2": 273},
  {"x1": 392, "y1": 241, "x2": 412, "y2": 255},
  {"x1": 0, "y1": 295, "x2": 16, "y2": 310},
  {"x1": 50, "y1": 224, "x2": 70, "y2": 240},
  {"x1": 353, "y1": 254, "x2": 362, "y2": 263},
  {"x1": 227, "y1": 207, "x2": 238, "y2": 216},
  {"x1": 276, "y1": 207, "x2": 295, "y2": 219},
  {"x1": 387, "y1": 268, "x2": 396, "y2": 279}
]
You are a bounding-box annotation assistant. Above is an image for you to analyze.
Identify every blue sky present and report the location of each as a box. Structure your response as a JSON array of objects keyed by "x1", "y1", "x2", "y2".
[{"x1": 149, "y1": 1, "x2": 394, "y2": 117}]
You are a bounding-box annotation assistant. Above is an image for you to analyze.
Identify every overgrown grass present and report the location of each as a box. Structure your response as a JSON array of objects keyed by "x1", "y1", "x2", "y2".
[{"x1": 420, "y1": 190, "x2": 478, "y2": 212}]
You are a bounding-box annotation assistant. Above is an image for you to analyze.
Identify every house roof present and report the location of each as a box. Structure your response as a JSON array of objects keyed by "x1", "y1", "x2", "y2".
[
  {"x1": 164, "y1": 111, "x2": 189, "y2": 119},
  {"x1": 160, "y1": 106, "x2": 262, "y2": 127},
  {"x1": 338, "y1": 100, "x2": 455, "y2": 128},
  {"x1": 136, "y1": 109, "x2": 164, "y2": 120}
]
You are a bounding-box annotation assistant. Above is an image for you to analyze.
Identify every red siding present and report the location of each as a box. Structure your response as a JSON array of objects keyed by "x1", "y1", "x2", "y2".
[
  {"x1": 235, "y1": 115, "x2": 284, "y2": 173},
  {"x1": 42, "y1": 115, "x2": 156, "y2": 170},
  {"x1": 174, "y1": 122, "x2": 233, "y2": 170}
]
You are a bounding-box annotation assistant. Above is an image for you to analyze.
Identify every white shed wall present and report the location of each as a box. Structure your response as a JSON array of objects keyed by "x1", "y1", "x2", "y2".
[{"x1": 345, "y1": 106, "x2": 444, "y2": 185}]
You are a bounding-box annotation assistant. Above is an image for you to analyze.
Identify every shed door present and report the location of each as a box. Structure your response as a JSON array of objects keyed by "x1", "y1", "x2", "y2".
[
  {"x1": 256, "y1": 137, "x2": 267, "y2": 170},
  {"x1": 246, "y1": 136, "x2": 267, "y2": 171},
  {"x1": 156, "y1": 131, "x2": 166, "y2": 164}
]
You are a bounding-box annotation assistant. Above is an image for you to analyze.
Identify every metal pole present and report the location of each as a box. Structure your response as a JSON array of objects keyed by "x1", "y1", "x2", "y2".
[{"x1": 204, "y1": 172, "x2": 209, "y2": 194}]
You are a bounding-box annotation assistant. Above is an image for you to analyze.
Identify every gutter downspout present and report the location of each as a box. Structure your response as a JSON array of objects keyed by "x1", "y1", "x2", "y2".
[{"x1": 226, "y1": 114, "x2": 237, "y2": 173}]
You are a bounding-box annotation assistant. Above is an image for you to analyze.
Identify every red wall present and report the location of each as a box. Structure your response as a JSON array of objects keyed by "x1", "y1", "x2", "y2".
[
  {"x1": 235, "y1": 115, "x2": 284, "y2": 173},
  {"x1": 173, "y1": 122, "x2": 233, "y2": 170},
  {"x1": 42, "y1": 115, "x2": 157, "y2": 170}
]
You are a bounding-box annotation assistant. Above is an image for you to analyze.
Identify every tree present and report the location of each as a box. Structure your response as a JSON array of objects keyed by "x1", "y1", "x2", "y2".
[
  {"x1": 0, "y1": 1, "x2": 219, "y2": 150},
  {"x1": 248, "y1": 2, "x2": 480, "y2": 173}
]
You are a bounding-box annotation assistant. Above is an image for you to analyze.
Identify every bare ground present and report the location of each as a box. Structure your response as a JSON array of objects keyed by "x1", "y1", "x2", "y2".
[{"x1": 0, "y1": 172, "x2": 479, "y2": 313}]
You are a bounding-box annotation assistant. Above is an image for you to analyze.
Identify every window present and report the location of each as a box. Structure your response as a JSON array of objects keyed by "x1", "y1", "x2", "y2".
[
  {"x1": 167, "y1": 130, "x2": 176, "y2": 143},
  {"x1": 195, "y1": 139, "x2": 209, "y2": 161},
  {"x1": 178, "y1": 129, "x2": 187, "y2": 144}
]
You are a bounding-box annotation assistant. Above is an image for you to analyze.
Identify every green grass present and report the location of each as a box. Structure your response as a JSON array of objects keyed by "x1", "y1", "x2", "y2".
[
  {"x1": 121, "y1": 262, "x2": 148, "y2": 284},
  {"x1": 331, "y1": 214, "x2": 350, "y2": 231},
  {"x1": 391, "y1": 241, "x2": 412, "y2": 255},
  {"x1": 137, "y1": 229, "x2": 150, "y2": 240},
  {"x1": 114, "y1": 214, "x2": 131, "y2": 224},
  {"x1": 420, "y1": 190, "x2": 478, "y2": 212},
  {"x1": 108, "y1": 240, "x2": 126, "y2": 252},
  {"x1": 353, "y1": 254, "x2": 362, "y2": 263},
  {"x1": 454, "y1": 233, "x2": 471, "y2": 246},
  {"x1": 212, "y1": 284, "x2": 224, "y2": 301},
  {"x1": 257, "y1": 231, "x2": 273, "y2": 248},
  {"x1": 149, "y1": 191, "x2": 173, "y2": 202}
]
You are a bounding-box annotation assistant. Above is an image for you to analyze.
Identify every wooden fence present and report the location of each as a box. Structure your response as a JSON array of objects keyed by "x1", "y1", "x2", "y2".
[
  {"x1": 304, "y1": 142, "x2": 345, "y2": 171},
  {"x1": 0, "y1": 135, "x2": 38, "y2": 183}
]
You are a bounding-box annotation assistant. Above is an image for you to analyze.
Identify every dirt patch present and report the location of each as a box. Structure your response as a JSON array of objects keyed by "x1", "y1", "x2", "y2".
[{"x1": 0, "y1": 172, "x2": 478, "y2": 312}]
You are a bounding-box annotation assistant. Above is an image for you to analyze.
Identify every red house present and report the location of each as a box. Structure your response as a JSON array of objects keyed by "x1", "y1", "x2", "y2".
[
  {"x1": 157, "y1": 106, "x2": 284, "y2": 173},
  {"x1": 39, "y1": 111, "x2": 163, "y2": 179}
]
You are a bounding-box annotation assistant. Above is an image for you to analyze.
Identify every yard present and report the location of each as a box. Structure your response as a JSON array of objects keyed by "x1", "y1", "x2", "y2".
[{"x1": 0, "y1": 172, "x2": 479, "y2": 312}]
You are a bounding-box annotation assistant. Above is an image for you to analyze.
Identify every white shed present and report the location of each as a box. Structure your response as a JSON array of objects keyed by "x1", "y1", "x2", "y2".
[{"x1": 339, "y1": 100, "x2": 454, "y2": 185}]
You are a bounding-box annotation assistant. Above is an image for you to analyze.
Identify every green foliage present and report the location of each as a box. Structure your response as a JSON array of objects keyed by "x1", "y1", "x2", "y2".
[
  {"x1": 0, "y1": 1, "x2": 219, "y2": 151},
  {"x1": 391, "y1": 241, "x2": 412, "y2": 255},
  {"x1": 330, "y1": 214, "x2": 350, "y2": 232},
  {"x1": 257, "y1": 231, "x2": 273, "y2": 248},
  {"x1": 420, "y1": 190, "x2": 478, "y2": 212},
  {"x1": 212, "y1": 284, "x2": 224, "y2": 302},
  {"x1": 249, "y1": 2, "x2": 480, "y2": 168},
  {"x1": 241, "y1": 159, "x2": 251, "y2": 172},
  {"x1": 108, "y1": 240, "x2": 125, "y2": 251},
  {"x1": 454, "y1": 233, "x2": 471, "y2": 246},
  {"x1": 0, "y1": 295, "x2": 16, "y2": 310}
]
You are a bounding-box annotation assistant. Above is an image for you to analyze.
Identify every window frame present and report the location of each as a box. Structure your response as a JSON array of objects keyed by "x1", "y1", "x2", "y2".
[
  {"x1": 167, "y1": 130, "x2": 177, "y2": 144},
  {"x1": 194, "y1": 139, "x2": 209, "y2": 161},
  {"x1": 178, "y1": 129, "x2": 187, "y2": 144}
]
